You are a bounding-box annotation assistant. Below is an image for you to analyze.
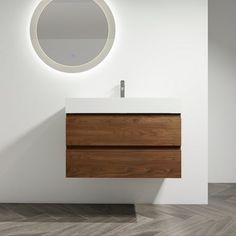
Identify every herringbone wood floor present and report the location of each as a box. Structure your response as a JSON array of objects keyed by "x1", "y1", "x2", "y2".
[{"x1": 0, "y1": 184, "x2": 235, "y2": 236}]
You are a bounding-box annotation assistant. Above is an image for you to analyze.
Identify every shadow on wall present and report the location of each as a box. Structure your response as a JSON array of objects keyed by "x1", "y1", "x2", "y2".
[
  {"x1": 108, "y1": 85, "x2": 120, "y2": 97},
  {"x1": 0, "y1": 108, "x2": 164, "y2": 204},
  {"x1": 209, "y1": 0, "x2": 236, "y2": 182},
  {"x1": 0, "y1": 109, "x2": 66, "y2": 192}
]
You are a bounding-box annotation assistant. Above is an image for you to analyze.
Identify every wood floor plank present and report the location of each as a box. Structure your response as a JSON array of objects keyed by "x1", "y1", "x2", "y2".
[{"x1": 0, "y1": 184, "x2": 235, "y2": 236}]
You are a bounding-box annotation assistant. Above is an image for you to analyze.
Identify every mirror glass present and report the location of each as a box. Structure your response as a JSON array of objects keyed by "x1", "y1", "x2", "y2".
[{"x1": 30, "y1": 0, "x2": 115, "y2": 73}]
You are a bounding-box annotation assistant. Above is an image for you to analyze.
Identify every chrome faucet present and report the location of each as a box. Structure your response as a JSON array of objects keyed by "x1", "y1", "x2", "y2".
[{"x1": 120, "y1": 80, "x2": 125, "y2": 98}]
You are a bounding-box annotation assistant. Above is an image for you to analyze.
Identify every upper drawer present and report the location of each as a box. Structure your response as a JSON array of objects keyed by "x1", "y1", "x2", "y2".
[{"x1": 66, "y1": 114, "x2": 181, "y2": 146}]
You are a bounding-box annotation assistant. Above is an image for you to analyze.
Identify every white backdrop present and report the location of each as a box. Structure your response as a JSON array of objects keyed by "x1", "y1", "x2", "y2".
[{"x1": 0, "y1": 0, "x2": 208, "y2": 204}]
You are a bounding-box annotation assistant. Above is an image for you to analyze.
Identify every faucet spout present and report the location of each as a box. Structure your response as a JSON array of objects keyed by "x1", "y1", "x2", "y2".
[{"x1": 120, "y1": 80, "x2": 125, "y2": 98}]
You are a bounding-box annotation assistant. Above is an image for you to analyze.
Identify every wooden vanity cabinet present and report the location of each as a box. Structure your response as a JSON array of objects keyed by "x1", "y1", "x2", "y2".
[{"x1": 66, "y1": 114, "x2": 181, "y2": 178}]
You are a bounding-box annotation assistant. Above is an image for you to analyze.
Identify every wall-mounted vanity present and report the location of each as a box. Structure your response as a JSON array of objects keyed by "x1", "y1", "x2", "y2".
[{"x1": 65, "y1": 98, "x2": 181, "y2": 178}]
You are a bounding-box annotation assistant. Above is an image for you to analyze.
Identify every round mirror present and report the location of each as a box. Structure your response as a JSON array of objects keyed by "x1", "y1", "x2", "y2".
[{"x1": 30, "y1": 0, "x2": 115, "y2": 73}]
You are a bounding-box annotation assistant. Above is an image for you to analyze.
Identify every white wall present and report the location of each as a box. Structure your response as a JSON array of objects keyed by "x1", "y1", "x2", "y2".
[
  {"x1": 0, "y1": 0, "x2": 208, "y2": 204},
  {"x1": 209, "y1": 0, "x2": 236, "y2": 183}
]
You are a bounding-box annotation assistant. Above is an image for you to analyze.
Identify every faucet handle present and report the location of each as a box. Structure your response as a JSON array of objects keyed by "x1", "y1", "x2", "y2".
[{"x1": 120, "y1": 80, "x2": 125, "y2": 98}]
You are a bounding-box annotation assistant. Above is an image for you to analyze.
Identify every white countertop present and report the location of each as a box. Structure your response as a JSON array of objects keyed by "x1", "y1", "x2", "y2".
[{"x1": 66, "y1": 98, "x2": 181, "y2": 114}]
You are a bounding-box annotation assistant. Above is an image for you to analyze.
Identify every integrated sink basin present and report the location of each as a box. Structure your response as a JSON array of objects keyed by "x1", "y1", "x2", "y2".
[{"x1": 66, "y1": 98, "x2": 181, "y2": 114}]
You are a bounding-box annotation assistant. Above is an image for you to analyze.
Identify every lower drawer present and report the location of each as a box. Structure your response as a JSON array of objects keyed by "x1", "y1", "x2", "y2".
[{"x1": 66, "y1": 149, "x2": 181, "y2": 178}]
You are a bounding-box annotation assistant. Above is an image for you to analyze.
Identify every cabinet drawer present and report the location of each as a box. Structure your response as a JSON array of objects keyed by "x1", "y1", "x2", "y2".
[
  {"x1": 66, "y1": 148, "x2": 181, "y2": 178},
  {"x1": 66, "y1": 114, "x2": 181, "y2": 147}
]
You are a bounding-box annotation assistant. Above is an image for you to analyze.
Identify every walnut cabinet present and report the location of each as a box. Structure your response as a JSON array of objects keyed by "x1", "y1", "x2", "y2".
[{"x1": 66, "y1": 114, "x2": 181, "y2": 178}]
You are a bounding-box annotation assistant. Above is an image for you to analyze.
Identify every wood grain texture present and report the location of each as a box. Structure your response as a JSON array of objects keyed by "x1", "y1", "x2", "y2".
[
  {"x1": 66, "y1": 114, "x2": 181, "y2": 147},
  {"x1": 66, "y1": 149, "x2": 181, "y2": 178}
]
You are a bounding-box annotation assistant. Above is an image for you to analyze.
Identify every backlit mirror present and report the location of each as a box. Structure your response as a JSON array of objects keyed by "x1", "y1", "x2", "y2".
[{"x1": 30, "y1": 0, "x2": 115, "y2": 73}]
